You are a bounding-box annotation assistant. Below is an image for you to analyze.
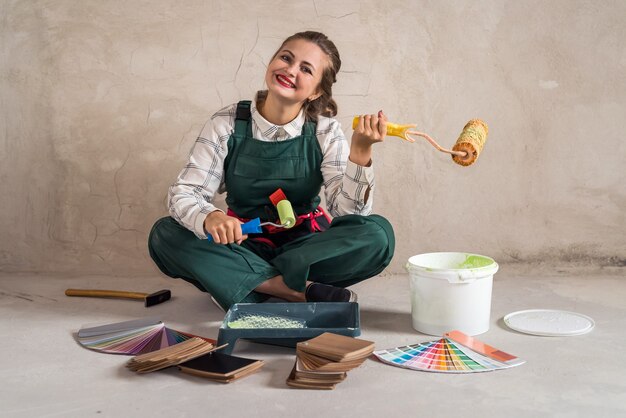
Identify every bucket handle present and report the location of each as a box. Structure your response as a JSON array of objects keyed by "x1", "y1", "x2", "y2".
[{"x1": 455, "y1": 271, "x2": 478, "y2": 283}]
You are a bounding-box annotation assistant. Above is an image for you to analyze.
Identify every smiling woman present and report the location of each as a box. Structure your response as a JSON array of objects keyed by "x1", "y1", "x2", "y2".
[
  {"x1": 148, "y1": 31, "x2": 395, "y2": 311},
  {"x1": 260, "y1": 37, "x2": 332, "y2": 124},
  {"x1": 256, "y1": 32, "x2": 344, "y2": 128}
]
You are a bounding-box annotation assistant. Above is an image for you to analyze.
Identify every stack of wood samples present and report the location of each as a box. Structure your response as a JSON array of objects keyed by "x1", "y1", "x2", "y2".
[{"x1": 287, "y1": 332, "x2": 375, "y2": 390}]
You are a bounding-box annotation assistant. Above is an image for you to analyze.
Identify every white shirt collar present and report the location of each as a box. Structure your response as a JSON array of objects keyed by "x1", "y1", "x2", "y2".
[{"x1": 250, "y1": 94, "x2": 306, "y2": 140}]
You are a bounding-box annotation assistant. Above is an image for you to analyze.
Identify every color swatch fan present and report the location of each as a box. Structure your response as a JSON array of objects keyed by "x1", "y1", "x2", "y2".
[
  {"x1": 76, "y1": 317, "x2": 214, "y2": 355},
  {"x1": 373, "y1": 330, "x2": 525, "y2": 373}
]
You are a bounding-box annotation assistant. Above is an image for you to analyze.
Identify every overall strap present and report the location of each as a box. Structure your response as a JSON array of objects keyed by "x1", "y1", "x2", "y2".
[
  {"x1": 302, "y1": 120, "x2": 317, "y2": 137},
  {"x1": 233, "y1": 100, "x2": 252, "y2": 138}
]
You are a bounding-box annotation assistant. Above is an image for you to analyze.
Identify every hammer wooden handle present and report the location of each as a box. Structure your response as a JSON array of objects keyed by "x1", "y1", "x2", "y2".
[{"x1": 65, "y1": 289, "x2": 147, "y2": 300}]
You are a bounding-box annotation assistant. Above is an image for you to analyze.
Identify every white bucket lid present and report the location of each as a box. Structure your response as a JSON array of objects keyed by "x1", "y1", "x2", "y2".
[
  {"x1": 406, "y1": 252, "x2": 499, "y2": 283},
  {"x1": 504, "y1": 309, "x2": 595, "y2": 336}
]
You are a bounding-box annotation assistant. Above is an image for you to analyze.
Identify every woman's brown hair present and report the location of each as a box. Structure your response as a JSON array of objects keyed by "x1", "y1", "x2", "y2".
[{"x1": 259, "y1": 31, "x2": 341, "y2": 121}]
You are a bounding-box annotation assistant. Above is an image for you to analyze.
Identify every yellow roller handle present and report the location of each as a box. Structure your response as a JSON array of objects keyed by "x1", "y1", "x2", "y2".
[{"x1": 352, "y1": 116, "x2": 412, "y2": 140}]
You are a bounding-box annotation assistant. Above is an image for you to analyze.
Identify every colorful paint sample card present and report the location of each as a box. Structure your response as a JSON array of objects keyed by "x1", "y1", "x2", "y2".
[
  {"x1": 373, "y1": 330, "x2": 525, "y2": 373},
  {"x1": 76, "y1": 318, "x2": 215, "y2": 355}
]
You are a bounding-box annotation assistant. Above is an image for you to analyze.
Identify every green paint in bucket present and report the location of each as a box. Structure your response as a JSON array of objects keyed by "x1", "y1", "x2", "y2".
[{"x1": 455, "y1": 254, "x2": 494, "y2": 269}]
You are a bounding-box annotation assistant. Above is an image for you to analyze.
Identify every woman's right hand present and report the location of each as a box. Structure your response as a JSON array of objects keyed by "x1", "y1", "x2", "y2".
[{"x1": 203, "y1": 211, "x2": 247, "y2": 244}]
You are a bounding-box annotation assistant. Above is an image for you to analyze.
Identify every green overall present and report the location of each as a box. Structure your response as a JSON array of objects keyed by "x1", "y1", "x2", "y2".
[{"x1": 149, "y1": 101, "x2": 395, "y2": 310}]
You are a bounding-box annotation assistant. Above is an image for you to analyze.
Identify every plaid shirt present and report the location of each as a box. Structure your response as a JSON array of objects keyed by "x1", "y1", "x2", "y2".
[{"x1": 169, "y1": 98, "x2": 375, "y2": 238}]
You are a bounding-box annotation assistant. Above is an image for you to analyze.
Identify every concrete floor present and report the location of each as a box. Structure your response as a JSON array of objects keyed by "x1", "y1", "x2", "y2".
[{"x1": 1, "y1": 265, "x2": 625, "y2": 418}]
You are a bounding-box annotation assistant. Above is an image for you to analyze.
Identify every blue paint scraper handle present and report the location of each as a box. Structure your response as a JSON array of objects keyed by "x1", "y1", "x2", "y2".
[{"x1": 206, "y1": 218, "x2": 262, "y2": 242}]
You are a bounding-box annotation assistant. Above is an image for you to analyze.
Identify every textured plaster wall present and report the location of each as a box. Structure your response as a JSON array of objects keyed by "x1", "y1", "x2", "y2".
[{"x1": 1, "y1": 0, "x2": 624, "y2": 275}]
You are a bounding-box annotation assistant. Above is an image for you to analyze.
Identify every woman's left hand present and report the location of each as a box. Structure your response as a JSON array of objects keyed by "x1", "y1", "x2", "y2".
[{"x1": 350, "y1": 110, "x2": 387, "y2": 166}]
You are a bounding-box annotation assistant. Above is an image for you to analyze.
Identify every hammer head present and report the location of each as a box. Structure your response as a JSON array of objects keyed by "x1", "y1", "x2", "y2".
[{"x1": 145, "y1": 289, "x2": 171, "y2": 307}]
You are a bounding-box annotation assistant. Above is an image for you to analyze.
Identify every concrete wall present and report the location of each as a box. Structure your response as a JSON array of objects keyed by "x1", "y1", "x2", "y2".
[{"x1": 1, "y1": 0, "x2": 624, "y2": 276}]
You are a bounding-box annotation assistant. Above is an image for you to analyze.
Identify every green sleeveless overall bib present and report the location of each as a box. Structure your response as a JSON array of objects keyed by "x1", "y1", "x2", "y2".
[{"x1": 149, "y1": 101, "x2": 395, "y2": 310}]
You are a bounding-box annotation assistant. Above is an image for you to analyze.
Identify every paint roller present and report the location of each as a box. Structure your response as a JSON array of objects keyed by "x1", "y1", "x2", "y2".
[
  {"x1": 206, "y1": 198, "x2": 296, "y2": 242},
  {"x1": 352, "y1": 117, "x2": 489, "y2": 166}
]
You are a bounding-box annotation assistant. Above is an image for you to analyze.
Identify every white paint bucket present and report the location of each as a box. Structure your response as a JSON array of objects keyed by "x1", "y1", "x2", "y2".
[{"x1": 406, "y1": 252, "x2": 499, "y2": 336}]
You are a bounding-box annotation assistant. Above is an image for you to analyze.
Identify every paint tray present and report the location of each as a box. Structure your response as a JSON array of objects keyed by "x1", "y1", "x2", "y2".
[{"x1": 217, "y1": 302, "x2": 360, "y2": 354}]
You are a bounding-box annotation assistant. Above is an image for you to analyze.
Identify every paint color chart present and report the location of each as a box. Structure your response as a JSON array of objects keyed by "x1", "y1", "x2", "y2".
[
  {"x1": 373, "y1": 330, "x2": 525, "y2": 373},
  {"x1": 76, "y1": 317, "x2": 215, "y2": 355}
]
